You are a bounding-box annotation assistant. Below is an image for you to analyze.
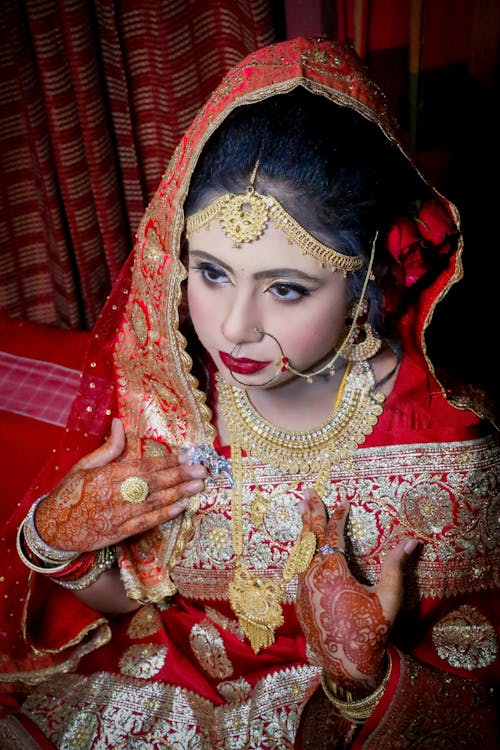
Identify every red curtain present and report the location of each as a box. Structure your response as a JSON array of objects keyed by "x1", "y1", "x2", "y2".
[
  {"x1": 304, "y1": 0, "x2": 500, "y2": 188},
  {"x1": 0, "y1": 0, "x2": 275, "y2": 329}
]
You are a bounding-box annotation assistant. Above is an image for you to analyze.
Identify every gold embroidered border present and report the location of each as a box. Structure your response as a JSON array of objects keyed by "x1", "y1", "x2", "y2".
[
  {"x1": 172, "y1": 435, "x2": 499, "y2": 603},
  {"x1": 14, "y1": 665, "x2": 320, "y2": 748}
]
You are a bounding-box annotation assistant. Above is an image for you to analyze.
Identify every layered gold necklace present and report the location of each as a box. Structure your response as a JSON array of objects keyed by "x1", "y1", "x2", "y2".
[{"x1": 216, "y1": 361, "x2": 385, "y2": 653}]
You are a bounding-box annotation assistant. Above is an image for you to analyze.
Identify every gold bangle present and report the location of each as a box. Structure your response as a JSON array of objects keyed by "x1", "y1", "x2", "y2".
[
  {"x1": 321, "y1": 652, "x2": 392, "y2": 724},
  {"x1": 16, "y1": 524, "x2": 73, "y2": 574},
  {"x1": 21, "y1": 495, "x2": 79, "y2": 564},
  {"x1": 54, "y1": 547, "x2": 117, "y2": 590}
]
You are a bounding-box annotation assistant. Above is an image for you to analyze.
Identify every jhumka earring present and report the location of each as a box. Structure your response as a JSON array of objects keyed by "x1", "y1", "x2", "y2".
[
  {"x1": 284, "y1": 232, "x2": 381, "y2": 378},
  {"x1": 341, "y1": 299, "x2": 382, "y2": 362}
]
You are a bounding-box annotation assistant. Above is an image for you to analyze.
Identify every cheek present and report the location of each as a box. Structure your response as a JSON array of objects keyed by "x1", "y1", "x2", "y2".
[
  {"x1": 277, "y1": 307, "x2": 346, "y2": 361},
  {"x1": 187, "y1": 280, "x2": 213, "y2": 338}
]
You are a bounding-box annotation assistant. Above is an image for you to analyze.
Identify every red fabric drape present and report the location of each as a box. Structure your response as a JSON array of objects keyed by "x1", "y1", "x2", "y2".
[{"x1": 0, "y1": 0, "x2": 274, "y2": 329}]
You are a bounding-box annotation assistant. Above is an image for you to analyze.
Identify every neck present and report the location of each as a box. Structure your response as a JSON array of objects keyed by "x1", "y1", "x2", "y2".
[{"x1": 223, "y1": 363, "x2": 350, "y2": 435}]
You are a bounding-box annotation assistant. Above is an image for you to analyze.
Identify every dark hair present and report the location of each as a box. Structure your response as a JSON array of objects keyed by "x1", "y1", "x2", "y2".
[{"x1": 185, "y1": 88, "x2": 429, "y2": 347}]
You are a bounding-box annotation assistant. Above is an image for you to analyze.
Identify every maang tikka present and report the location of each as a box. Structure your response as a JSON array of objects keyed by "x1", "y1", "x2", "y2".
[{"x1": 186, "y1": 160, "x2": 362, "y2": 276}]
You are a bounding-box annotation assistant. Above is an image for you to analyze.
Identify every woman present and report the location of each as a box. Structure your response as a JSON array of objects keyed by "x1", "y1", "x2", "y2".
[{"x1": 0, "y1": 37, "x2": 498, "y2": 748}]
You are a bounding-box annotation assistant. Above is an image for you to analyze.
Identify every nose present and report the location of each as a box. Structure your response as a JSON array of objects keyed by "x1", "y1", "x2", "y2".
[{"x1": 220, "y1": 290, "x2": 262, "y2": 345}]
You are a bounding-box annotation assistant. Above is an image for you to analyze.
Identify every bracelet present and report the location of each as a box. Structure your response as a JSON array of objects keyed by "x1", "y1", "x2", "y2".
[
  {"x1": 17, "y1": 518, "x2": 116, "y2": 588},
  {"x1": 48, "y1": 550, "x2": 98, "y2": 580},
  {"x1": 16, "y1": 524, "x2": 74, "y2": 574},
  {"x1": 21, "y1": 495, "x2": 79, "y2": 564},
  {"x1": 321, "y1": 652, "x2": 392, "y2": 724},
  {"x1": 54, "y1": 546, "x2": 117, "y2": 590}
]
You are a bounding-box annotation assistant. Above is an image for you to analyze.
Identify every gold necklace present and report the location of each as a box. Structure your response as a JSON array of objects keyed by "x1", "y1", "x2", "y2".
[
  {"x1": 216, "y1": 361, "x2": 385, "y2": 475},
  {"x1": 228, "y1": 445, "x2": 317, "y2": 652},
  {"x1": 220, "y1": 362, "x2": 385, "y2": 653}
]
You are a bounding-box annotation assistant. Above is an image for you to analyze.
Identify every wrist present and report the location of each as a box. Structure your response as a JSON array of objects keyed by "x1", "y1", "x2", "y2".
[
  {"x1": 21, "y1": 494, "x2": 79, "y2": 564},
  {"x1": 320, "y1": 651, "x2": 392, "y2": 724},
  {"x1": 16, "y1": 495, "x2": 117, "y2": 589}
]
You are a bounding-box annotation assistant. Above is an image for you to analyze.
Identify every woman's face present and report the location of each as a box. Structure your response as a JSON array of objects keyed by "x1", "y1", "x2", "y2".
[{"x1": 187, "y1": 221, "x2": 349, "y2": 390}]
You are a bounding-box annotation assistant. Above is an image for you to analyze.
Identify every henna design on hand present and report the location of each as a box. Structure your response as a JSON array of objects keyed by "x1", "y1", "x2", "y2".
[
  {"x1": 34, "y1": 421, "x2": 207, "y2": 553},
  {"x1": 296, "y1": 492, "x2": 394, "y2": 695}
]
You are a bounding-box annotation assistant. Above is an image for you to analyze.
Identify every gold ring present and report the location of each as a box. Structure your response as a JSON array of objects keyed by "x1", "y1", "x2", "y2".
[{"x1": 120, "y1": 476, "x2": 149, "y2": 503}]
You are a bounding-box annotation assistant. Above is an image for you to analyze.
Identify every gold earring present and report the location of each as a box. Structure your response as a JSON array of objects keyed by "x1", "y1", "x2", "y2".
[{"x1": 341, "y1": 301, "x2": 382, "y2": 362}]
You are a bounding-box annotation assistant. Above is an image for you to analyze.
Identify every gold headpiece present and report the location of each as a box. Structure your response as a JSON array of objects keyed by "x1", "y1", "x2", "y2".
[{"x1": 185, "y1": 177, "x2": 362, "y2": 276}]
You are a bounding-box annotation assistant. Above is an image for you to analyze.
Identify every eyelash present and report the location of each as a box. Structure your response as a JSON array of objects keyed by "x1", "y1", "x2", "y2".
[
  {"x1": 193, "y1": 262, "x2": 229, "y2": 284},
  {"x1": 191, "y1": 262, "x2": 311, "y2": 302},
  {"x1": 267, "y1": 282, "x2": 310, "y2": 301}
]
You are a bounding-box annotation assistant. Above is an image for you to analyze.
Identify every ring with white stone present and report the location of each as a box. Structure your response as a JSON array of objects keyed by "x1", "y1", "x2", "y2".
[{"x1": 318, "y1": 544, "x2": 346, "y2": 557}]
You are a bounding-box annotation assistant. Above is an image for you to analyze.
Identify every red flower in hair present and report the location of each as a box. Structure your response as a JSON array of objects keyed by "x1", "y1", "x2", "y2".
[
  {"x1": 386, "y1": 199, "x2": 456, "y2": 288},
  {"x1": 417, "y1": 199, "x2": 456, "y2": 245}
]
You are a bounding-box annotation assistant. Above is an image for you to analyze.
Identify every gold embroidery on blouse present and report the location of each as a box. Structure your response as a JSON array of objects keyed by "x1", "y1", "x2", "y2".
[
  {"x1": 172, "y1": 435, "x2": 499, "y2": 604},
  {"x1": 432, "y1": 605, "x2": 498, "y2": 670}
]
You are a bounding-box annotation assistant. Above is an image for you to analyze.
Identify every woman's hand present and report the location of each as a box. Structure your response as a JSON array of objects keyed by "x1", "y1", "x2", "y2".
[
  {"x1": 34, "y1": 418, "x2": 207, "y2": 553},
  {"x1": 296, "y1": 490, "x2": 417, "y2": 697}
]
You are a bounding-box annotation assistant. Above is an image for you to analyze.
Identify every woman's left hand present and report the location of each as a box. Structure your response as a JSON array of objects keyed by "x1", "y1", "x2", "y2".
[{"x1": 296, "y1": 490, "x2": 417, "y2": 696}]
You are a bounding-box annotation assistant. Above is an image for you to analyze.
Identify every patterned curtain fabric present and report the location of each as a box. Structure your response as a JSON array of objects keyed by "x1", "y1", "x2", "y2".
[{"x1": 0, "y1": 0, "x2": 274, "y2": 329}]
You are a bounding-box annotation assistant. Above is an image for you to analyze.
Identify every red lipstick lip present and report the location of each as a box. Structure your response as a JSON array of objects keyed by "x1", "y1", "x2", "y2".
[{"x1": 219, "y1": 351, "x2": 271, "y2": 375}]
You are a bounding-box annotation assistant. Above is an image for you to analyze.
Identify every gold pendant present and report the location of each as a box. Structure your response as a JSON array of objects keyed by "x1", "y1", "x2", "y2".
[
  {"x1": 250, "y1": 491, "x2": 269, "y2": 527},
  {"x1": 229, "y1": 566, "x2": 284, "y2": 653}
]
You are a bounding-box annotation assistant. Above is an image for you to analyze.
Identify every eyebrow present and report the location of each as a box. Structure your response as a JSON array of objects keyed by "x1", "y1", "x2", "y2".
[{"x1": 188, "y1": 250, "x2": 321, "y2": 282}]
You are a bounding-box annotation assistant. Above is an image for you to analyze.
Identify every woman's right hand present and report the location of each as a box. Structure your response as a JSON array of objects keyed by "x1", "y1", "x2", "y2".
[
  {"x1": 34, "y1": 418, "x2": 207, "y2": 553},
  {"x1": 296, "y1": 491, "x2": 417, "y2": 697}
]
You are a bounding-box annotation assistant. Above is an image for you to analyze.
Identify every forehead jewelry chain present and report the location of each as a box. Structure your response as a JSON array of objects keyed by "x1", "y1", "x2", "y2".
[{"x1": 186, "y1": 164, "x2": 363, "y2": 275}]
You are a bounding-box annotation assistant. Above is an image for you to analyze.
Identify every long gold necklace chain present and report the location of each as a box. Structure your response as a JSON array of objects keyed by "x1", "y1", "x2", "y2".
[
  {"x1": 222, "y1": 361, "x2": 386, "y2": 653},
  {"x1": 228, "y1": 443, "x2": 317, "y2": 652}
]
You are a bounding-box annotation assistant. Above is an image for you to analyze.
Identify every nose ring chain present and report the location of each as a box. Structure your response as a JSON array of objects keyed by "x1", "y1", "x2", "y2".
[{"x1": 227, "y1": 329, "x2": 286, "y2": 387}]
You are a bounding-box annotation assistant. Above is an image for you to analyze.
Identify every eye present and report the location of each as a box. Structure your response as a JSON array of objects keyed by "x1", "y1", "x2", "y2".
[
  {"x1": 192, "y1": 261, "x2": 230, "y2": 285},
  {"x1": 268, "y1": 282, "x2": 310, "y2": 301}
]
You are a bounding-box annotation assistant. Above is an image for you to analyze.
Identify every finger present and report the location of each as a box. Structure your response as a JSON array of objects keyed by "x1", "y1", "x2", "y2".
[
  {"x1": 321, "y1": 500, "x2": 349, "y2": 548},
  {"x1": 299, "y1": 490, "x2": 328, "y2": 541},
  {"x1": 119, "y1": 477, "x2": 205, "y2": 533},
  {"x1": 146, "y1": 463, "x2": 207, "y2": 495},
  {"x1": 118, "y1": 472, "x2": 205, "y2": 511},
  {"x1": 139, "y1": 452, "x2": 187, "y2": 474},
  {"x1": 119, "y1": 498, "x2": 193, "y2": 535},
  {"x1": 376, "y1": 538, "x2": 418, "y2": 618},
  {"x1": 78, "y1": 418, "x2": 126, "y2": 470},
  {"x1": 153, "y1": 476, "x2": 205, "y2": 504}
]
